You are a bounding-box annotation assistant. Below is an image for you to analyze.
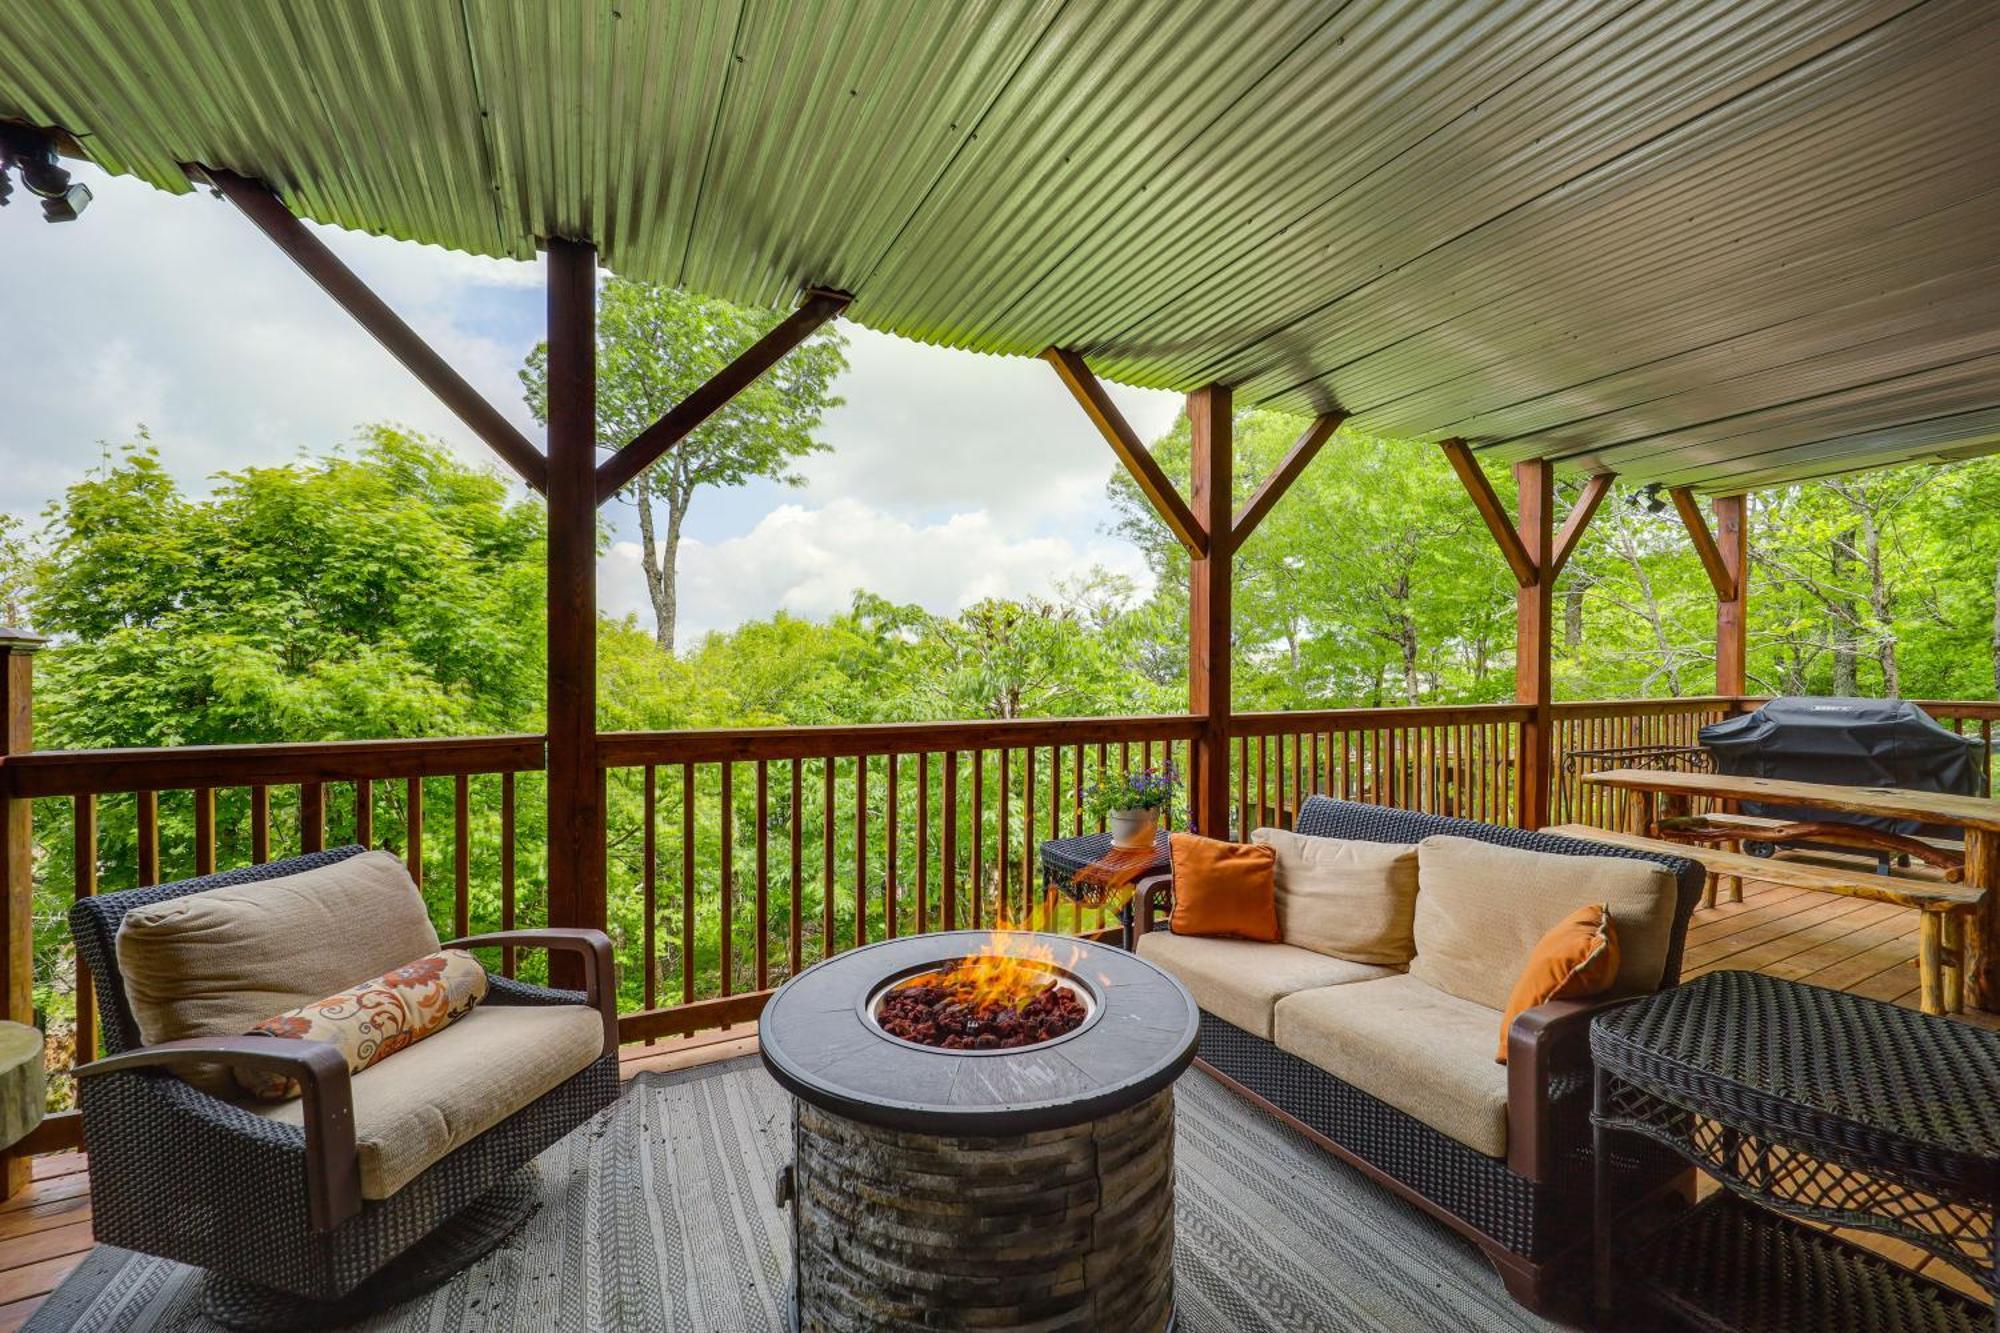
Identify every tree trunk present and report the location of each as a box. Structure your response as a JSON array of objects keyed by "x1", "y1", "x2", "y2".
[
  {"x1": 628, "y1": 472, "x2": 690, "y2": 654},
  {"x1": 1831, "y1": 526, "x2": 1858, "y2": 695},
  {"x1": 1398, "y1": 618, "x2": 1420, "y2": 705},
  {"x1": 1563, "y1": 583, "x2": 1584, "y2": 649},
  {"x1": 1861, "y1": 514, "x2": 1898, "y2": 697},
  {"x1": 1991, "y1": 553, "x2": 1999, "y2": 698}
]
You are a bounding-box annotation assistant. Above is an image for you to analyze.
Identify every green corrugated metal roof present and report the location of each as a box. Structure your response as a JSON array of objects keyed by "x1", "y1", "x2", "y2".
[{"x1": 3, "y1": 0, "x2": 1996, "y2": 492}]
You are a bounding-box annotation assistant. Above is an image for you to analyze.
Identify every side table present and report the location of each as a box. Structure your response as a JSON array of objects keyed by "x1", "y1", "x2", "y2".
[
  {"x1": 1591, "y1": 969, "x2": 1996, "y2": 1330},
  {"x1": 1038, "y1": 830, "x2": 1171, "y2": 948}
]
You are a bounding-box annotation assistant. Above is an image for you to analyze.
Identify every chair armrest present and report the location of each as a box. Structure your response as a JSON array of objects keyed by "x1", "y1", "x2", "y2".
[
  {"x1": 1131, "y1": 873, "x2": 1173, "y2": 940},
  {"x1": 1505, "y1": 995, "x2": 1633, "y2": 1183},
  {"x1": 76, "y1": 1036, "x2": 359, "y2": 1230},
  {"x1": 445, "y1": 928, "x2": 618, "y2": 1055}
]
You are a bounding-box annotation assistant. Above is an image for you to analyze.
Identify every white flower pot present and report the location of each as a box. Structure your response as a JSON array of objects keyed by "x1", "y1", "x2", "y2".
[{"x1": 1110, "y1": 809, "x2": 1160, "y2": 850}]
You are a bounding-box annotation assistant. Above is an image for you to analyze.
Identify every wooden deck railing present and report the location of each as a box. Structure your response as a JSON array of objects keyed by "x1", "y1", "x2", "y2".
[
  {"x1": 5, "y1": 694, "x2": 1996, "y2": 1154},
  {"x1": 595, "y1": 715, "x2": 1200, "y2": 1042},
  {"x1": 1227, "y1": 705, "x2": 1532, "y2": 829}
]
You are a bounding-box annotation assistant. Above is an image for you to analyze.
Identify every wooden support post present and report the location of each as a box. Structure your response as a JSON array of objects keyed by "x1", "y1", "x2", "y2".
[
  {"x1": 1965, "y1": 829, "x2": 2000, "y2": 1011},
  {"x1": 0, "y1": 630, "x2": 43, "y2": 1198},
  {"x1": 1188, "y1": 386, "x2": 1233, "y2": 838},
  {"x1": 545, "y1": 239, "x2": 604, "y2": 989},
  {"x1": 1515, "y1": 460, "x2": 1555, "y2": 831},
  {"x1": 1713, "y1": 494, "x2": 1748, "y2": 696}
]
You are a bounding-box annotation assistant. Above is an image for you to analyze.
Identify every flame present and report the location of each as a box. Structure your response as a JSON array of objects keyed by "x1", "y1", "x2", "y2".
[{"x1": 899, "y1": 924, "x2": 1083, "y2": 1012}]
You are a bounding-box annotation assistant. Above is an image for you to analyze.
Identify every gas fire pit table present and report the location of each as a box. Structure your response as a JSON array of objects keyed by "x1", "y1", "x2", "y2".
[{"x1": 760, "y1": 930, "x2": 1200, "y2": 1332}]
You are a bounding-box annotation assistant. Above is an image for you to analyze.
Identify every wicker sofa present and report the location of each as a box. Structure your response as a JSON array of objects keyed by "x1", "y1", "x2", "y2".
[
  {"x1": 68, "y1": 846, "x2": 620, "y2": 1326},
  {"x1": 1133, "y1": 796, "x2": 1703, "y2": 1314}
]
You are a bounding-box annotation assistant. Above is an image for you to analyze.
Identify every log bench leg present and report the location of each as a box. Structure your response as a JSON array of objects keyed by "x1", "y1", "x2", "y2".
[
  {"x1": 1920, "y1": 913, "x2": 1945, "y2": 1017},
  {"x1": 1720, "y1": 839, "x2": 1743, "y2": 905},
  {"x1": 1943, "y1": 912, "x2": 1966, "y2": 1015}
]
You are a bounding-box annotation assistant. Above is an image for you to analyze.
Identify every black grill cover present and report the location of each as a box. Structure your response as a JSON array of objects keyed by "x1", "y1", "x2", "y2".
[{"x1": 1698, "y1": 697, "x2": 1987, "y2": 838}]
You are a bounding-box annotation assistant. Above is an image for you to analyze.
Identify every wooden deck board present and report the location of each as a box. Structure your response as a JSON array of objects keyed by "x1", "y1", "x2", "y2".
[{"x1": 0, "y1": 883, "x2": 1983, "y2": 1302}]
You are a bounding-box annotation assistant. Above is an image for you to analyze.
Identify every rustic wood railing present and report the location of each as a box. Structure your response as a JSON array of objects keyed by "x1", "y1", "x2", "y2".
[
  {"x1": 0, "y1": 736, "x2": 545, "y2": 1124},
  {"x1": 6, "y1": 693, "x2": 1995, "y2": 1157},
  {"x1": 595, "y1": 715, "x2": 1201, "y2": 1043},
  {"x1": 1919, "y1": 701, "x2": 2000, "y2": 796},
  {"x1": 1226, "y1": 705, "x2": 1532, "y2": 830}
]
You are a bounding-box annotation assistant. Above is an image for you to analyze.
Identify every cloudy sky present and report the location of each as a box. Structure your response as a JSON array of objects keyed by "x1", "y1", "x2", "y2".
[{"x1": 1, "y1": 164, "x2": 1183, "y2": 641}]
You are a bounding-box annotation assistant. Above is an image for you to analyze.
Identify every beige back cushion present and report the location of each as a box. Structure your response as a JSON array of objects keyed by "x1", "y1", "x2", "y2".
[
  {"x1": 116, "y1": 850, "x2": 441, "y2": 1094},
  {"x1": 1408, "y1": 835, "x2": 1677, "y2": 1011},
  {"x1": 1250, "y1": 829, "x2": 1418, "y2": 965}
]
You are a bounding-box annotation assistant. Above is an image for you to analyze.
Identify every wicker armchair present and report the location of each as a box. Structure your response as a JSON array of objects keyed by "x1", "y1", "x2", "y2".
[
  {"x1": 1131, "y1": 797, "x2": 1704, "y2": 1316},
  {"x1": 68, "y1": 846, "x2": 620, "y2": 1326}
]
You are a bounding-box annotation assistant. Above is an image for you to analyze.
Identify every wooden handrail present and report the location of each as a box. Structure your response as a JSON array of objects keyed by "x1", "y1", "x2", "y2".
[
  {"x1": 597, "y1": 715, "x2": 1203, "y2": 767},
  {"x1": 1229, "y1": 704, "x2": 1535, "y2": 733},
  {"x1": 0, "y1": 735, "x2": 544, "y2": 799}
]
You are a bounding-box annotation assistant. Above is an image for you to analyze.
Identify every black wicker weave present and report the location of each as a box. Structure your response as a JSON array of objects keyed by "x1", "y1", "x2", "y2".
[
  {"x1": 67, "y1": 848, "x2": 620, "y2": 1312},
  {"x1": 1592, "y1": 968, "x2": 2000, "y2": 1305},
  {"x1": 1178, "y1": 796, "x2": 1705, "y2": 1313}
]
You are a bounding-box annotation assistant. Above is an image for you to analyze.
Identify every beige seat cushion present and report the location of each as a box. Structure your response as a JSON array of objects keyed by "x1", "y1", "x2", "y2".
[
  {"x1": 1251, "y1": 828, "x2": 1418, "y2": 965},
  {"x1": 116, "y1": 851, "x2": 441, "y2": 1095},
  {"x1": 1136, "y1": 931, "x2": 1397, "y2": 1039},
  {"x1": 1409, "y1": 835, "x2": 1678, "y2": 1012},
  {"x1": 253, "y1": 1003, "x2": 605, "y2": 1199},
  {"x1": 1275, "y1": 974, "x2": 1511, "y2": 1158}
]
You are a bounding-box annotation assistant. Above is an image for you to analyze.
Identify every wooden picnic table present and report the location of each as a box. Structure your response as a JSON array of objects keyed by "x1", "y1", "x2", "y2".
[{"x1": 1583, "y1": 767, "x2": 2000, "y2": 1009}]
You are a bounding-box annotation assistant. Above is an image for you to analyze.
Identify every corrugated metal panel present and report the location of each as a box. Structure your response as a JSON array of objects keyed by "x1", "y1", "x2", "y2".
[{"x1": 1, "y1": 0, "x2": 1996, "y2": 492}]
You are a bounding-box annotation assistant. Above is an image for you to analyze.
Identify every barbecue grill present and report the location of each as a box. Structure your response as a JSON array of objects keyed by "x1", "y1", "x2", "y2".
[{"x1": 1698, "y1": 697, "x2": 1988, "y2": 841}]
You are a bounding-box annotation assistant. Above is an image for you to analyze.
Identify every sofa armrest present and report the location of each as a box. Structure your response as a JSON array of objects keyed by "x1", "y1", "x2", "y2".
[
  {"x1": 1504, "y1": 995, "x2": 1633, "y2": 1184},
  {"x1": 76, "y1": 1035, "x2": 359, "y2": 1230},
  {"x1": 445, "y1": 928, "x2": 618, "y2": 1056},
  {"x1": 1130, "y1": 873, "x2": 1173, "y2": 940}
]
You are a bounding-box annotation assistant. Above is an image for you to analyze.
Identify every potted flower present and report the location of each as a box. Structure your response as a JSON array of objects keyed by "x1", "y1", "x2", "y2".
[{"x1": 1082, "y1": 765, "x2": 1177, "y2": 849}]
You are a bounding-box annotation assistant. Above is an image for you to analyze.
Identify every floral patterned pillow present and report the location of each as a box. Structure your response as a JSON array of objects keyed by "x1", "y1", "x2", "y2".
[{"x1": 236, "y1": 949, "x2": 489, "y2": 1100}]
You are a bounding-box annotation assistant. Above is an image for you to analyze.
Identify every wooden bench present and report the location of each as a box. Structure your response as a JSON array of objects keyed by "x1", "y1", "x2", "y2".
[{"x1": 1544, "y1": 822, "x2": 1986, "y2": 1016}]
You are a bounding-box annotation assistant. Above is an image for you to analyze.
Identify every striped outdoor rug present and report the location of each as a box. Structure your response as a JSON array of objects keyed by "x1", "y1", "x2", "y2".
[{"x1": 30, "y1": 1059, "x2": 1557, "y2": 1332}]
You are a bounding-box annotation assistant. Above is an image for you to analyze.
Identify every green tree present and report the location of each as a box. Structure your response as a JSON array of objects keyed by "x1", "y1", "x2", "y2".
[{"x1": 519, "y1": 281, "x2": 846, "y2": 653}]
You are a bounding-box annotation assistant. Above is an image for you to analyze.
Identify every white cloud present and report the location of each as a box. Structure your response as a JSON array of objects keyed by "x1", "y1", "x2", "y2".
[
  {"x1": 5, "y1": 164, "x2": 1180, "y2": 645},
  {"x1": 0, "y1": 164, "x2": 541, "y2": 518},
  {"x1": 604, "y1": 499, "x2": 1156, "y2": 642}
]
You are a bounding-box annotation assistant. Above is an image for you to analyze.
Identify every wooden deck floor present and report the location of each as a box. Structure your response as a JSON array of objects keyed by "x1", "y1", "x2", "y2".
[{"x1": 1, "y1": 883, "x2": 1991, "y2": 1326}]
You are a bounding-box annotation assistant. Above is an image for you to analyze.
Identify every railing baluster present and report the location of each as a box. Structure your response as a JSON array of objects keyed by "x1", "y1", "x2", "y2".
[
  {"x1": 642, "y1": 765, "x2": 656, "y2": 1033},
  {"x1": 300, "y1": 782, "x2": 325, "y2": 854},
  {"x1": 917, "y1": 752, "x2": 930, "y2": 936},
  {"x1": 404, "y1": 777, "x2": 423, "y2": 887},
  {"x1": 942, "y1": 751, "x2": 958, "y2": 932},
  {"x1": 855, "y1": 756, "x2": 868, "y2": 948},
  {"x1": 354, "y1": 777, "x2": 374, "y2": 848},
  {"x1": 721, "y1": 761, "x2": 735, "y2": 998},
  {"x1": 1235, "y1": 735, "x2": 1249, "y2": 838},
  {"x1": 754, "y1": 759, "x2": 769, "y2": 990},
  {"x1": 683, "y1": 763, "x2": 696, "y2": 1004},
  {"x1": 251, "y1": 785, "x2": 271, "y2": 864},
  {"x1": 971, "y1": 749, "x2": 985, "y2": 929},
  {"x1": 136, "y1": 790, "x2": 159, "y2": 886},
  {"x1": 821, "y1": 759, "x2": 835, "y2": 958},
  {"x1": 501, "y1": 771, "x2": 517, "y2": 978},
  {"x1": 192, "y1": 786, "x2": 215, "y2": 875},
  {"x1": 73, "y1": 794, "x2": 97, "y2": 1068},
  {"x1": 885, "y1": 753, "x2": 899, "y2": 939},
  {"x1": 452, "y1": 773, "x2": 469, "y2": 940},
  {"x1": 790, "y1": 758, "x2": 804, "y2": 975},
  {"x1": 1021, "y1": 746, "x2": 1036, "y2": 924},
  {"x1": 997, "y1": 749, "x2": 1009, "y2": 924}
]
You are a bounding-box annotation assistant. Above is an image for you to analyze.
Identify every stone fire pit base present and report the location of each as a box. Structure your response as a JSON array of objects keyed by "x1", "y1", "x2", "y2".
[{"x1": 791, "y1": 1088, "x2": 1176, "y2": 1332}]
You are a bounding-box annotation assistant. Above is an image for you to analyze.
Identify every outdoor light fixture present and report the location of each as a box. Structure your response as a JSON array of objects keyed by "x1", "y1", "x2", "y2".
[
  {"x1": 0, "y1": 123, "x2": 90, "y2": 223},
  {"x1": 1636, "y1": 482, "x2": 1669, "y2": 514}
]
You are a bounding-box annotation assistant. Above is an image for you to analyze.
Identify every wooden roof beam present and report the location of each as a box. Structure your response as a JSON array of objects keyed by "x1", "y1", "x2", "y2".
[
  {"x1": 1440, "y1": 439, "x2": 1537, "y2": 586},
  {"x1": 198, "y1": 167, "x2": 548, "y2": 494},
  {"x1": 1549, "y1": 472, "x2": 1615, "y2": 581},
  {"x1": 597, "y1": 288, "x2": 850, "y2": 503},
  {"x1": 1669, "y1": 485, "x2": 1740, "y2": 601},
  {"x1": 1232, "y1": 411, "x2": 1345, "y2": 546},
  {"x1": 1043, "y1": 348, "x2": 1207, "y2": 560}
]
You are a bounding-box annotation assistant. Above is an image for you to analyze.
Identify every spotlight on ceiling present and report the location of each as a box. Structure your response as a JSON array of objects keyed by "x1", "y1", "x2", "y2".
[
  {"x1": 0, "y1": 123, "x2": 91, "y2": 223},
  {"x1": 1635, "y1": 482, "x2": 1669, "y2": 515}
]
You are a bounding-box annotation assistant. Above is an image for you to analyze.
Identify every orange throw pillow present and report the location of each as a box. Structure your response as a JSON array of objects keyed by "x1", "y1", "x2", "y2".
[
  {"x1": 1495, "y1": 905, "x2": 1619, "y2": 1064},
  {"x1": 1169, "y1": 832, "x2": 1279, "y2": 942}
]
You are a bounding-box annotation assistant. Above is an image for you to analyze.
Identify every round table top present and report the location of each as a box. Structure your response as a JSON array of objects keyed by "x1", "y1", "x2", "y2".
[{"x1": 759, "y1": 931, "x2": 1199, "y2": 1135}]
